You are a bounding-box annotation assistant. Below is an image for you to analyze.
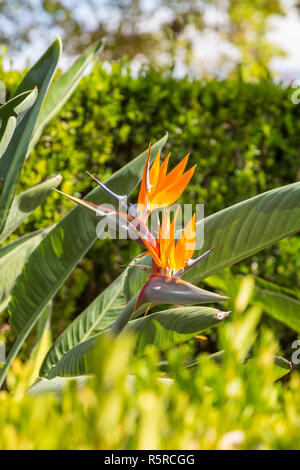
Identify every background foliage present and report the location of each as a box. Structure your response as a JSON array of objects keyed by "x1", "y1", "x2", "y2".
[{"x1": 1, "y1": 60, "x2": 300, "y2": 352}]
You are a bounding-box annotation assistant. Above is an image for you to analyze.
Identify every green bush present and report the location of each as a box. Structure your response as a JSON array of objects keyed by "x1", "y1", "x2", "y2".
[{"x1": 2, "y1": 62, "x2": 300, "y2": 340}]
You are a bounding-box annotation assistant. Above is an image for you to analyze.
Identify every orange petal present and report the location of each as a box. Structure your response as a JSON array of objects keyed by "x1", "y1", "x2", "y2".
[
  {"x1": 149, "y1": 149, "x2": 161, "y2": 188},
  {"x1": 174, "y1": 214, "x2": 196, "y2": 271},
  {"x1": 151, "y1": 164, "x2": 196, "y2": 208},
  {"x1": 154, "y1": 153, "x2": 190, "y2": 195},
  {"x1": 140, "y1": 233, "x2": 163, "y2": 268},
  {"x1": 138, "y1": 143, "x2": 151, "y2": 207},
  {"x1": 159, "y1": 153, "x2": 171, "y2": 178}
]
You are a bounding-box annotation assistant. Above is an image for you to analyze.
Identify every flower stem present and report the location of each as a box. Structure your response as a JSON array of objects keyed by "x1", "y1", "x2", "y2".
[{"x1": 110, "y1": 293, "x2": 138, "y2": 337}]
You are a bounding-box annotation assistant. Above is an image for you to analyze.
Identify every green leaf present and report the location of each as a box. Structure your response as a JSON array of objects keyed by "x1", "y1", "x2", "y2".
[
  {"x1": 184, "y1": 183, "x2": 300, "y2": 284},
  {"x1": 27, "y1": 374, "x2": 173, "y2": 395},
  {"x1": 242, "y1": 355, "x2": 292, "y2": 381},
  {"x1": 28, "y1": 303, "x2": 53, "y2": 388},
  {"x1": 29, "y1": 40, "x2": 103, "y2": 152},
  {"x1": 0, "y1": 228, "x2": 50, "y2": 314},
  {"x1": 27, "y1": 375, "x2": 92, "y2": 395},
  {"x1": 187, "y1": 352, "x2": 292, "y2": 381},
  {"x1": 0, "y1": 136, "x2": 167, "y2": 388},
  {"x1": 254, "y1": 284, "x2": 300, "y2": 334},
  {"x1": 45, "y1": 306, "x2": 229, "y2": 378},
  {"x1": 205, "y1": 273, "x2": 300, "y2": 334},
  {"x1": 0, "y1": 117, "x2": 16, "y2": 161},
  {"x1": 0, "y1": 89, "x2": 38, "y2": 158},
  {"x1": 0, "y1": 174, "x2": 62, "y2": 243},
  {"x1": 40, "y1": 270, "x2": 127, "y2": 377},
  {"x1": 125, "y1": 306, "x2": 230, "y2": 357},
  {"x1": 0, "y1": 38, "x2": 61, "y2": 233}
]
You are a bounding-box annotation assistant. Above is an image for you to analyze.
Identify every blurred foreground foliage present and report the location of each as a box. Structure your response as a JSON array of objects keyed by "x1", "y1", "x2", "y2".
[
  {"x1": 0, "y1": 326, "x2": 299, "y2": 450},
  {"x1": 1, "y1": 60, "x2": 300, "y2": 347}
]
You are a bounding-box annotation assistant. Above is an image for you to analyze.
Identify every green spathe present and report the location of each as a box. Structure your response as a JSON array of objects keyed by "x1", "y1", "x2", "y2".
[{"x1": 136, "y1": 275, "x2": 228, "y2": 309}]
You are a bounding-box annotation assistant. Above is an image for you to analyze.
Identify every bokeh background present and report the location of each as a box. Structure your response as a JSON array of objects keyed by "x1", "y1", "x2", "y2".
[
  {"x1": 1, "y1": 0, "x2": 300, "y2": 356},
  {"x1": 2, "y1": 0, "x2": 300, "y2": 80}
]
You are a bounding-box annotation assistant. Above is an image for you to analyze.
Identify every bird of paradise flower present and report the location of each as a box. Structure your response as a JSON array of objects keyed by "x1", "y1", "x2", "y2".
[{"x1": 55, "y1": 143, "x2": 229, "y2": 329}]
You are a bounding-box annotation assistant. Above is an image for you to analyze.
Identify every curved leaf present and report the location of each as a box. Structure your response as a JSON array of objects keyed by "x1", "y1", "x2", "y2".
[
  {"x1": 29, "y1": 40, "x2": 103, "y2": 152},
  {"x1": 0, "y1": 228, "x2": 50, "y2": 313},
  {"x1": 41, "y1": 260, "x2": 226, "y2": 377},
  {"x1": 187, "y1": 351, "x2": 292, "y2": 381},
  {"x1": 0, "y1": 117, "x2": 16, "y2": 161},
  {"x1": 0, "y1": 174, "x2": 62, "y2": 242},
  {"x1": 0, "y1": 38, "x2": 61, "y2": 232},
  {"x1": 0, "y1": 89, "x2": 38, "y2": 158},
  {"x1": 45, "y1": 306, "x2": 230, "y2": 378},
  {"x1": 184, "y1": 182, "x2": 300, "y2": 284},
  {"x1": 40, "y1": 270, "x2": 127, "y2": 376},
  {"x1": 27, "y1": 375, "x2": 92, "y2": 395},
  {"x1": 254, "y1": 286, "x2": 300, "y2": 333},
  {"x1": 124, "y1": 306, "x2": 230, "y2": 357},
  {"x1": 205, "y1": 273, "x2": 300, "y2": 334}
]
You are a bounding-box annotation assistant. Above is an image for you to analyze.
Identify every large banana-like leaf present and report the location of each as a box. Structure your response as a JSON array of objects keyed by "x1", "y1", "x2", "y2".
[
  {"x1": 40, "y1": 270, "x2": 128, "y2": 377},
  {"x1": 185, "y1": 182, "x2": 300, "y2": 284},
  {"x1": 29, "y1": 40, "x2": 103, "y2": 152},
  {"x1": 124, "y1": 306, "x2": 230, "y2": 357},
  {"x1": 254, "y1": 282, "x2": 300, "y2": 334},
  {"x1": 44, "y1": 306, "x2": 229, "y2": 379},
  {"x1": 0, "y1": 89, "x2": 38, "y2": 158},
  {"x1": 0, "y1": 136, "x2": 167, "y2": 388},
  {"x1": 0, "y1": 174, "x2": 62, "y2": 243},
  {"x1": 0, "y1": 228, "x2": 51, "y2": 314},
  {"x1": 0, "y1": 38, "x2": 61, "y2": 233}
]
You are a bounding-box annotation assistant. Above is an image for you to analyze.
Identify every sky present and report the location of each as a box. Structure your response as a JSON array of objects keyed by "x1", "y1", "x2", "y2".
[{"x1": 268, "y1": 0, "x2": 300, "y2": 81}]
